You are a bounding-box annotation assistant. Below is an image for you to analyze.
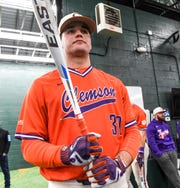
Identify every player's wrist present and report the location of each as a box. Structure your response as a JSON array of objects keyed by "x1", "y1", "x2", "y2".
[
  {"x1": 60, "y1": 146, "x2": 70, "y2": 165},
  {"x1": 139, "y1": 147, "x2": 144, "y2": 153},
  {"x1": 115, "y1": 156, "x2": 127, "y2": 176}
]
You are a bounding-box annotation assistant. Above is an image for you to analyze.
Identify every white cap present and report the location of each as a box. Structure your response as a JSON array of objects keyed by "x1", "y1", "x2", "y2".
[
  {"x1": 153, "y1": 107, "x2": 166, "y2": 116},
  {"x1": 58, "y1": 12, "x2": 96, "y2": 34}
]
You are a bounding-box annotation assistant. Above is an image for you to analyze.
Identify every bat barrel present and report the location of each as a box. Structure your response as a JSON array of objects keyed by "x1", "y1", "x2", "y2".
[{"x1": 32, "y1": 0, "x2": 88, "y2": 135}]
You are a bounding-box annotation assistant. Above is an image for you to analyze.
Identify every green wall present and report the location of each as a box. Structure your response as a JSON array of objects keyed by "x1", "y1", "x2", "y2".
[{"x1": 0, "y1": 62, "x2": 54, "y2": 169}]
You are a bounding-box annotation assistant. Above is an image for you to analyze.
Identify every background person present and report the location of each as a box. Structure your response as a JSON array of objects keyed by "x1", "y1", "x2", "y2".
[
  {"x1": 15, "y1": 12, "x2": 140, "y2": 188},
  {"x1": 146, "y1": 107, "x2": 180, "y2": 188},
  {"x1": 176, "y1": 119, "x2": 180, "y2": 175},
  {"x1": 125, "y1": 104, "x2": 149, "y2": 188},
  {"x1": 0, "y1": 127, "x2": 11, "y2": 188},
  {"x1": 176, "y1": 119, "x2": 180, "y2": 151}
]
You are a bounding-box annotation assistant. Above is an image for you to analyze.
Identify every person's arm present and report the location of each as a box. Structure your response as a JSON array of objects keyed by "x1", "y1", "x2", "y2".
[
  {"x1": 146, "y1": 125, "x2": 161, "y2": 157},
  {"x1": 16, "y1": 80, "x2": 63, "y2": 167},
  {"x1": 22, "y1": 133, "x2": 102, "y2": 168},
  {"x1": 22, "y1": 139, "x2": 63, "y2": 167},
  {"x1": 135, "y1": 130, "x2": 147, "y2": 167},
  {"x1": 139, "y1": 130, "x2": 147, "y2": 147},
  {"x1": 3, "y1": 131, "x2": 11, "y2": 155},
  {"x1": 117, "y1": 86, "x2": 141, "y2": 165},
  {"x1": 117, "y1": 125, "x2": 141, "y2": 166}
]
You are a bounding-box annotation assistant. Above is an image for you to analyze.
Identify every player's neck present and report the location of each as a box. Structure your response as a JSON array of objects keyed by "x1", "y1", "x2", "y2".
[{"x1": 66, "y1": 55, "x2": 91, "y2": 69}]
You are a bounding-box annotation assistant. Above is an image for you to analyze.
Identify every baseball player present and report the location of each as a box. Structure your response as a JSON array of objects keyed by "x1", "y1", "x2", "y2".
[
  {"x1": 125, "y1": 104, "x2": 149, "y2": 188},
  {"x1": 15, "y1": 12, "x2": 140, "y2": 188}
]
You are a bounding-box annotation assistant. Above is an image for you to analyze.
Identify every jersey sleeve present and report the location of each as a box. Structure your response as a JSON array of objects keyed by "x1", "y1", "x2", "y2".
[
  {"x1": 21, "y1": 139, "x2": 64, "y2": 167},
  {"x1": 15, "y1": 79, "x2": 65, "y2": 167},
  {"x1": 133, "y1": 104, "x2": 147, "y2": 130},
  {"x1": 117, "y1": 84, "x2": 141, "y2": 159},
  {"x1": 15, "y1": 80, "x2": 48, "y2": 141}
]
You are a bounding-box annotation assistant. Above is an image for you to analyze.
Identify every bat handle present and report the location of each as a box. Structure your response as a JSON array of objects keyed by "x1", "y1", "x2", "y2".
[{"x1": 76, "y1": 114, "x2": 88, "y2": 135}]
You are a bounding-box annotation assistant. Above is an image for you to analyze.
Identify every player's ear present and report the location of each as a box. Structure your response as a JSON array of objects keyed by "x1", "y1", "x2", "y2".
[{"x1": 60, "y1": 35, "x2": 65, "y2": 49}]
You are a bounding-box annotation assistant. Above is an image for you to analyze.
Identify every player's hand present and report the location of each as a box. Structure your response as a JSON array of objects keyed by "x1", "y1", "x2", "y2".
[
  {"x1": 2, "y1": 153, "x2": 7, "y2": 156},
  {"x1": 136, "y1": 147, "x2": 144, "y2": 168},
  {"x1": 86, "y1": 156, "x2": 126, "y2": 187},
  {"x1": 61, "y1": 132, "x2": 102, "y2": 166}
]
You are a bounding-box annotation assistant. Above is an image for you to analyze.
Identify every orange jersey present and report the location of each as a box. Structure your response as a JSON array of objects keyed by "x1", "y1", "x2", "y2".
[
  {"x1": 132, "y1": 104, "x2": 147, "y2": 145},
  {"x1": 15, "y1": 66, "x2": 140, "y2": 181},
  {"x1": 132, "y1": 104, "x2": 147, "y2": 130}
]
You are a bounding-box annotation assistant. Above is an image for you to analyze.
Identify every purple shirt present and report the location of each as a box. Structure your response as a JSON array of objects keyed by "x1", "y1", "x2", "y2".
[
  {"x1": 177, "y1": 120, "x2": 180, "y2": 134},
  {"x1": 176, "y1": 120, "x2": 180, "y2": 149},
  {"x1": 146, "y1": 119, "x2": 176, "y2": 157}
]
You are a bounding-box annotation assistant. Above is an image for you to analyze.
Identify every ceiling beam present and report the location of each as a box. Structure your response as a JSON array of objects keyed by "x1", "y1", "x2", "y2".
[
  {"x1": 0, "y1": 28, "x2": 46, "y2": 43},
  {"x1": 109, "y1": 0, "x2": 180, "y2": 21},
  {"x1": 0, "y1": 54, "x2": 54, "y2": 63},
  {"x1": 0, "y1": 0, "x2": 33, "y2": 11}
]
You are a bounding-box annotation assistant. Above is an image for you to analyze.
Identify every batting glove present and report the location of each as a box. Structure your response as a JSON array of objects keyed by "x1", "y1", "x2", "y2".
[
  {"x1": 86, "y1": 156, "x2": 126, "y2": 188},
  {"x1": 136, "y1": 147, "x2": 144, "y2": 168},
  {"x1": 61, "y1": 132, "x2": 102, "y2": 166}
]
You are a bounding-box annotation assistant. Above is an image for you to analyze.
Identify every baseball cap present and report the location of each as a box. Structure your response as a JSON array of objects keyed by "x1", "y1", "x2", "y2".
[
  {"x1": 58, "y1": 12, "x2": 96, "y2": 34},
  {"x1": 153, "y1": 107, "x2": 166, "y2": 116}
]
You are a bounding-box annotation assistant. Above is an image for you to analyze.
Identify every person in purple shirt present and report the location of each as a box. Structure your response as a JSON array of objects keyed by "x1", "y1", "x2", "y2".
[
  {"x1": 146, "y1": 107, "x2": 180, "y2": 188},
  {"x1": 177, "y1": 120, "x2": 180, "y2": 150}
]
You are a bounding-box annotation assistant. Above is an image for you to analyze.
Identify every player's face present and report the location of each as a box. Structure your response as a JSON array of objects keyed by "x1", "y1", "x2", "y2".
[{"x1": 61, "y1": 21, "x2": 92, "y2": 57}]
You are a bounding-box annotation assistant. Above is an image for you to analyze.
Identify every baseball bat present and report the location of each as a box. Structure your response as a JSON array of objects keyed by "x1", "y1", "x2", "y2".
[
  {"x1": 32, "y1": 0, "x2": 88, "y2": 135},
  {"x1": 138, "y1": 164, "x2": 148, "y2": 188}
]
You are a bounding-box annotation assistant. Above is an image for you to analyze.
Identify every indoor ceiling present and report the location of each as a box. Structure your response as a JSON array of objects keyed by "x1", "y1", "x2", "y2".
[
  {"x1": 110, "y1": 0, "x2": 180, "y2": 21},
  {"x1": 0, "y1": 0, "x2": 53, "y2": 63},
  {"x1": 0, "y1": 0, "x2": 179, "y2": 63}
]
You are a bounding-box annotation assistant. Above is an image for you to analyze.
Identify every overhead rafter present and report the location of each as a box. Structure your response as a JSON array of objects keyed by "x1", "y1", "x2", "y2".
[
  {"x1": 109, "y1": 0, "x2": 180, "y2": 21},
  {"x1": 0, "y1": 0, "x2": 33, "y2": 11},
  {"x1": 0, "y1": 0, "x2": 56, "y2": 63},
  {"x1": 0, "y1": 28, "x2": 45, "y2": 43}
]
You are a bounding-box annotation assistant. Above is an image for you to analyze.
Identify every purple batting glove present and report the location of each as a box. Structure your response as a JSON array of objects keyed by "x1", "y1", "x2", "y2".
[
  {"x1": 136, "y1": 147, "x2": 144, "y2": 168},
  {"x1": 61, "y1": 132, "x2": 102, "y2": 166},
  {"x1": 86, "y1": 156, "x2": 126, "y2": 187}
]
